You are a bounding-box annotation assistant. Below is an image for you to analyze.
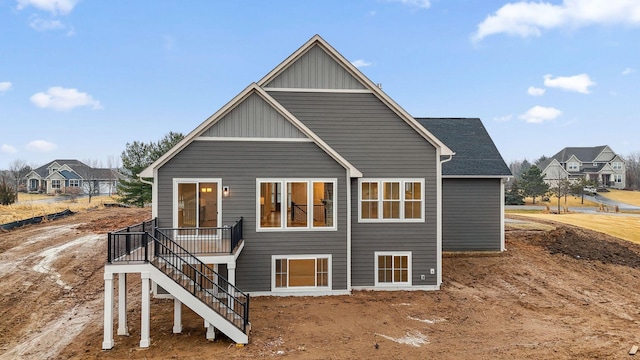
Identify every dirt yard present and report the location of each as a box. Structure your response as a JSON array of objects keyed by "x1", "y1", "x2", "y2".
[{"x1": 2, "y1": 208, "x2": 640, "y2": 359}]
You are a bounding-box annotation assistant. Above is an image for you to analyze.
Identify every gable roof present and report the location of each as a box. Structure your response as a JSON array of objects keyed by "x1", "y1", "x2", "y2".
[
  {"x1": 140, "y1": 83, "x2": 362, "y2": 178},
  {"x1": 31, "y1": 159, "x2": 88, "y2": 178},
  {"x1": 26, "y1": 159, "x2": 123, "y2": 181},
  {"x1": 550, "y1": 145, "x2": 609, "y2": 163},
  {"x1": 416, "y1": 118, "x2": 511, "y2": 177},
  {"x1": 258, "y1": 35, "x2": 453, "y2": 156}
]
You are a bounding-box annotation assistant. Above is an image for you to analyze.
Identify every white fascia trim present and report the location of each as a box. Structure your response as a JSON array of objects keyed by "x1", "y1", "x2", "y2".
[
  {"x1": 265, "y1": 87, "x2": 372, "y2": 93},
  {"x1": 443, "y1": 175, "x2": 513, "y2": 179},
  {"x1": 436, "y1": 148, "x2": 443, "y2": 287},
  {"x1": 351, "y1": 285, "x2": 440, "y2": 292},
  {"x1": 249, "y1": 290, "x2": 350, "y2": 297},
  {"x1": 256, "y1": 35, "x2": 453, "y2": 156},
  {"x1": 140, "y1": 83, "x2": 363, "y2": 178},
  {"x1": 152, "y1": 169, "x2": 158, "y2": 218},
  {"x1": 195, "y1": 137, "x2": 312, "y2": 142},
  {"x1": 138, "y1": 84, "x2": 261, "y2": 178},
  {"x1": 500, "y1": 179, "x2": 506, "y2": 251},
  {"x1": 257, "y1": 87, "x2": 363, "y2": 178},
  {"x1": 346, "y1": 169, "x2": 352, "y2": 291}
]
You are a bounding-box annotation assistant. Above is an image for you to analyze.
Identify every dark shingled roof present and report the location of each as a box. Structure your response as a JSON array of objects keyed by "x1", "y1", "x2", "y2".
[
  {"x1": 416, "y1": 118, "x2": 512, "y2": 177},
  {"x1": 549, "y1": 145, "x2": 608, "y2": 163}
]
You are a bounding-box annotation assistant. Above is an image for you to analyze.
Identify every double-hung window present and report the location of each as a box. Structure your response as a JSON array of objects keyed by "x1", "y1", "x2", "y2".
[
  {"x1": 567, "y1": 162, "x2": 579, "y2": 171},
  {"x1": 613, "y1": 162, "x2": 622, "y2": 170},
  {"x1": 257, "y1": 179, "x2": 336, "y2": 231},
  {"x1": 69, "y1": 179, "x2": 80, "y2": 187},
  {"x1": 359, "y1": 179, "x2": 424, "y2": 222},
  {"x1": 51, "y1": 179, "x2": 61, "y2": 189}
]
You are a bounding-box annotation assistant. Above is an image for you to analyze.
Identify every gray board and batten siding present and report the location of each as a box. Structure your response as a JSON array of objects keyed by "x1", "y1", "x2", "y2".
[
  {"x1": 269, "y1": 91, "x2": 440, "y2": 287},
  {"x1": 200, "y1": 93, "x2": 307, "y2": 139},
  {"x1": 442, "y1": 178, "x2": 502, "y2": 252},
  {"x1": 157, "y1": 140, "x2": 349, "y2": 292},
  {"x1": 264, "y1": 45, "x2": 366, "y2": 90}
]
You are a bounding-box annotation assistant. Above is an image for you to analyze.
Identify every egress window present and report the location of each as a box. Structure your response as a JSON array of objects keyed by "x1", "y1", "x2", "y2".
[
  {"x1": 359, "y1": 179, "x2": 424, "y2": 222},
  {"x1": 375, "y1": 252, "x2": 411, "y2": 286},
  {"x1": 273, "y1": 255, "x2": 331, "y2": 290}
]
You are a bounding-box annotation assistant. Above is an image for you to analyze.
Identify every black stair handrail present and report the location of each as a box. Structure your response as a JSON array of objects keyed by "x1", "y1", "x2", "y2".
[
  {"x1": 106, "y1": 218, "x2": 249, "y2": 333},
  {"x1": 153, "y1": 229, "x2": 249, "y2": 332}
]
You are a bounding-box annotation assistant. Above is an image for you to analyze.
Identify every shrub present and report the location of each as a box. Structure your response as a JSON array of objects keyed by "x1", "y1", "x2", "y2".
[{"x1": 0, "y1": 178, "x2": 17, "y2": 205}]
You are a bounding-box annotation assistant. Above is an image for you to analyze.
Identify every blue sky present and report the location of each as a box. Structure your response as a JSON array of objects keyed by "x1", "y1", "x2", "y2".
[{"x1": 1, "y1": 0, "x2": 639, "y2": 170}]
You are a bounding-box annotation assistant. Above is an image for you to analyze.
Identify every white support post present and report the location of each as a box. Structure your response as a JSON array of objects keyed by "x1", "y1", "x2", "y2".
[
  {"x1": 227, "y1": 263, "x2": 236, "y2": 312},
  {"x1": 205, "y1": 321, "x2": 216, "y2": 340},
  {"x1": 173, "y1": 298, "x2": 182, "y2": 333},
  {"x1": 213, "y1": 264, "x2": 219, "y2": 297},
  {"x1": 102, "y1": 272, "x2": 114, "y2": 350},
  {"x1": 117, "y1": 273, "x2": 129, "y2": 336},
  {"x1": 140, "y1": 272, "x2": 151, "y2": 348}
]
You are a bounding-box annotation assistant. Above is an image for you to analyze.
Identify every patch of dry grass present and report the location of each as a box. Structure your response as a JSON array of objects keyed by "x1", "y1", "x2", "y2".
[
  {"x1": 0, "y1": 195, "x2": 119, "y2": 224},
  {"x1": 505, "y1": 221, "x2": 555, "y2": 232},
  {"x1": 16, "y1": 193, "x2": 52, "y2": 202},
  {"x1": 599, "y1": 189, "x2": 640, "y2": 207},
  {"x1": 515, "y1": 213, "x2": 640, "y2": 244},
  {"x1": 523, "y1": 195, "x2": 598, "y2": 208}
]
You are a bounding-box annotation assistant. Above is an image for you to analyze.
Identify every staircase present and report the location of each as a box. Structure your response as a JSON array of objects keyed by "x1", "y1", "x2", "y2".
[{"x1": 106, "y1": 219, "x2": 249, "y2": 344}]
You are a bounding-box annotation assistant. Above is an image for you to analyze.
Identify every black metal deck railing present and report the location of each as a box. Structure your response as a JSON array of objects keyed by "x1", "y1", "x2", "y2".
[
  {"x1": 106, "y1": 218, "x2": 249, "y2": 333},
  {"x1": 155, "y1": 217, "x2": 243, "y2": 255}
]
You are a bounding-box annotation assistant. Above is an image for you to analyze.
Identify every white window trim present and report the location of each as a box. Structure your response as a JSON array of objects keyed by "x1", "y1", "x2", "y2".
[
  {"x1": 69, "y1": 179, "x2": 80, "y2": 187},
  {"x1": 374, "y1": 251, "x2": 412, "y2": 287},
  {"x1": 256, "y1": 178, "x2": 337, "y2": 232},
  {"x1": 358, "y1": 178, "x2": 425, "y2": 223},
  {"x1": 567, "y1": 162, "x2": 579, "y2": 171},
  {"x1": 613, "y1": 162, "x2": 622, "y2": 170},
  {"x1": 51, "y1": 179, "x2": 61, "y2": 189},
  {"x1": 271, "y1": 254, "x2": 332, "y2": 292},
  {"x1": 172, "y1": 178, "x2": 222, "y2": 236}
]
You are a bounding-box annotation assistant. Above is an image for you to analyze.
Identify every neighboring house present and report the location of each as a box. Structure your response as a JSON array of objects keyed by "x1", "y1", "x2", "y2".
[
  {"x1": 102, "y1": 35, "x2": 510, "y2": 349},
  {"x1": 539, "y1": 146, "x2": 626, "y2": 189},
  {"x1": 24, "y1": 159, "x2": 123, "y2": 195},
  {"x1": 417, "y1": 118, "x2": 512, "y2": 252}
]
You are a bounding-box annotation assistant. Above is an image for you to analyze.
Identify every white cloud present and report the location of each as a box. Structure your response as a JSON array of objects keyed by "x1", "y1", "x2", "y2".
[
  {"x1": 543, "y1": 73, "x2": 595, "y2": 94},
  {"x1": 16, "y1": 0, "x2": 79, "y2": 15},
  {"x1": 385, "y1": 0, "x2": 431, "y2": 9},
  {"x1": 29, "y1": 15, "x2": 65, "y2": 31},
  {"x1": 473, "y1": 0, "x2": 640, "y2": 41},
  {"x1": 527, "y1": 86, "x2": 546, "y2": 96},
  {"x1": 351, "y1": 59, "x2": 373, "y2": 68},
  {"x1": 494, "y1": 114, "x2": 513, "y2": 122},
  {"x1": 622, "y1": 67, "x2": 636, "y2": 75},
  {"x1": 26, "y1": 140, "x2": 58, "y2": 152},
  {"x1": 30, "y1": 86, "x2": 102, "y2": 111},
  {"x1": 0, "y1": 82, "x2": 11, "y2": 93},
  {"x1": 1, "y1": 144, "x2": 17, "y2": 154},
  {"x1": 519, "y1": 105, "x2": 562, "y2": 124}
]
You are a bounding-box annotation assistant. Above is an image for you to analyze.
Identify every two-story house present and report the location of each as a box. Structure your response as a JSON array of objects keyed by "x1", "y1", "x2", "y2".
[
  {"x1": 539, "y1": 146, "x2": 626, "y2": 189},
  {"x1": 24, "y1": 159, "x2": 123, "y2": 195},
  {"x1": 102, "y1": 35, "x2": 511, "y2": 349}
]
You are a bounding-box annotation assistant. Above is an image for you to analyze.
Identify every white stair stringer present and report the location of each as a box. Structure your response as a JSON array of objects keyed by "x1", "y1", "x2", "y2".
[{"x1": 147, "y1": 265, "x2": 249, "y2": 344}]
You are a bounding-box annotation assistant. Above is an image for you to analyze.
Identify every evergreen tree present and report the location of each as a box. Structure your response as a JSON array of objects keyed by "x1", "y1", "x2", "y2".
[
  {"x1": 118, "y1": 132, "x2": 184, "y2": 207},
  {"x1": 505, "y1": 179, "x2": 525, "y2": 205},
  {"x1": 520, "y1": 165, "x2": 548, "y2": 204}
]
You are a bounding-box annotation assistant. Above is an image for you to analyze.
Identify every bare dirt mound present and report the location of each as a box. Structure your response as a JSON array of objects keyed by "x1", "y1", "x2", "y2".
[
  {"x1": 3, "y1": 211, "x2": 640, "y2": 359},
  {"x1": 0, "y1": 207, "x2": 150, "y2": 360}
]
